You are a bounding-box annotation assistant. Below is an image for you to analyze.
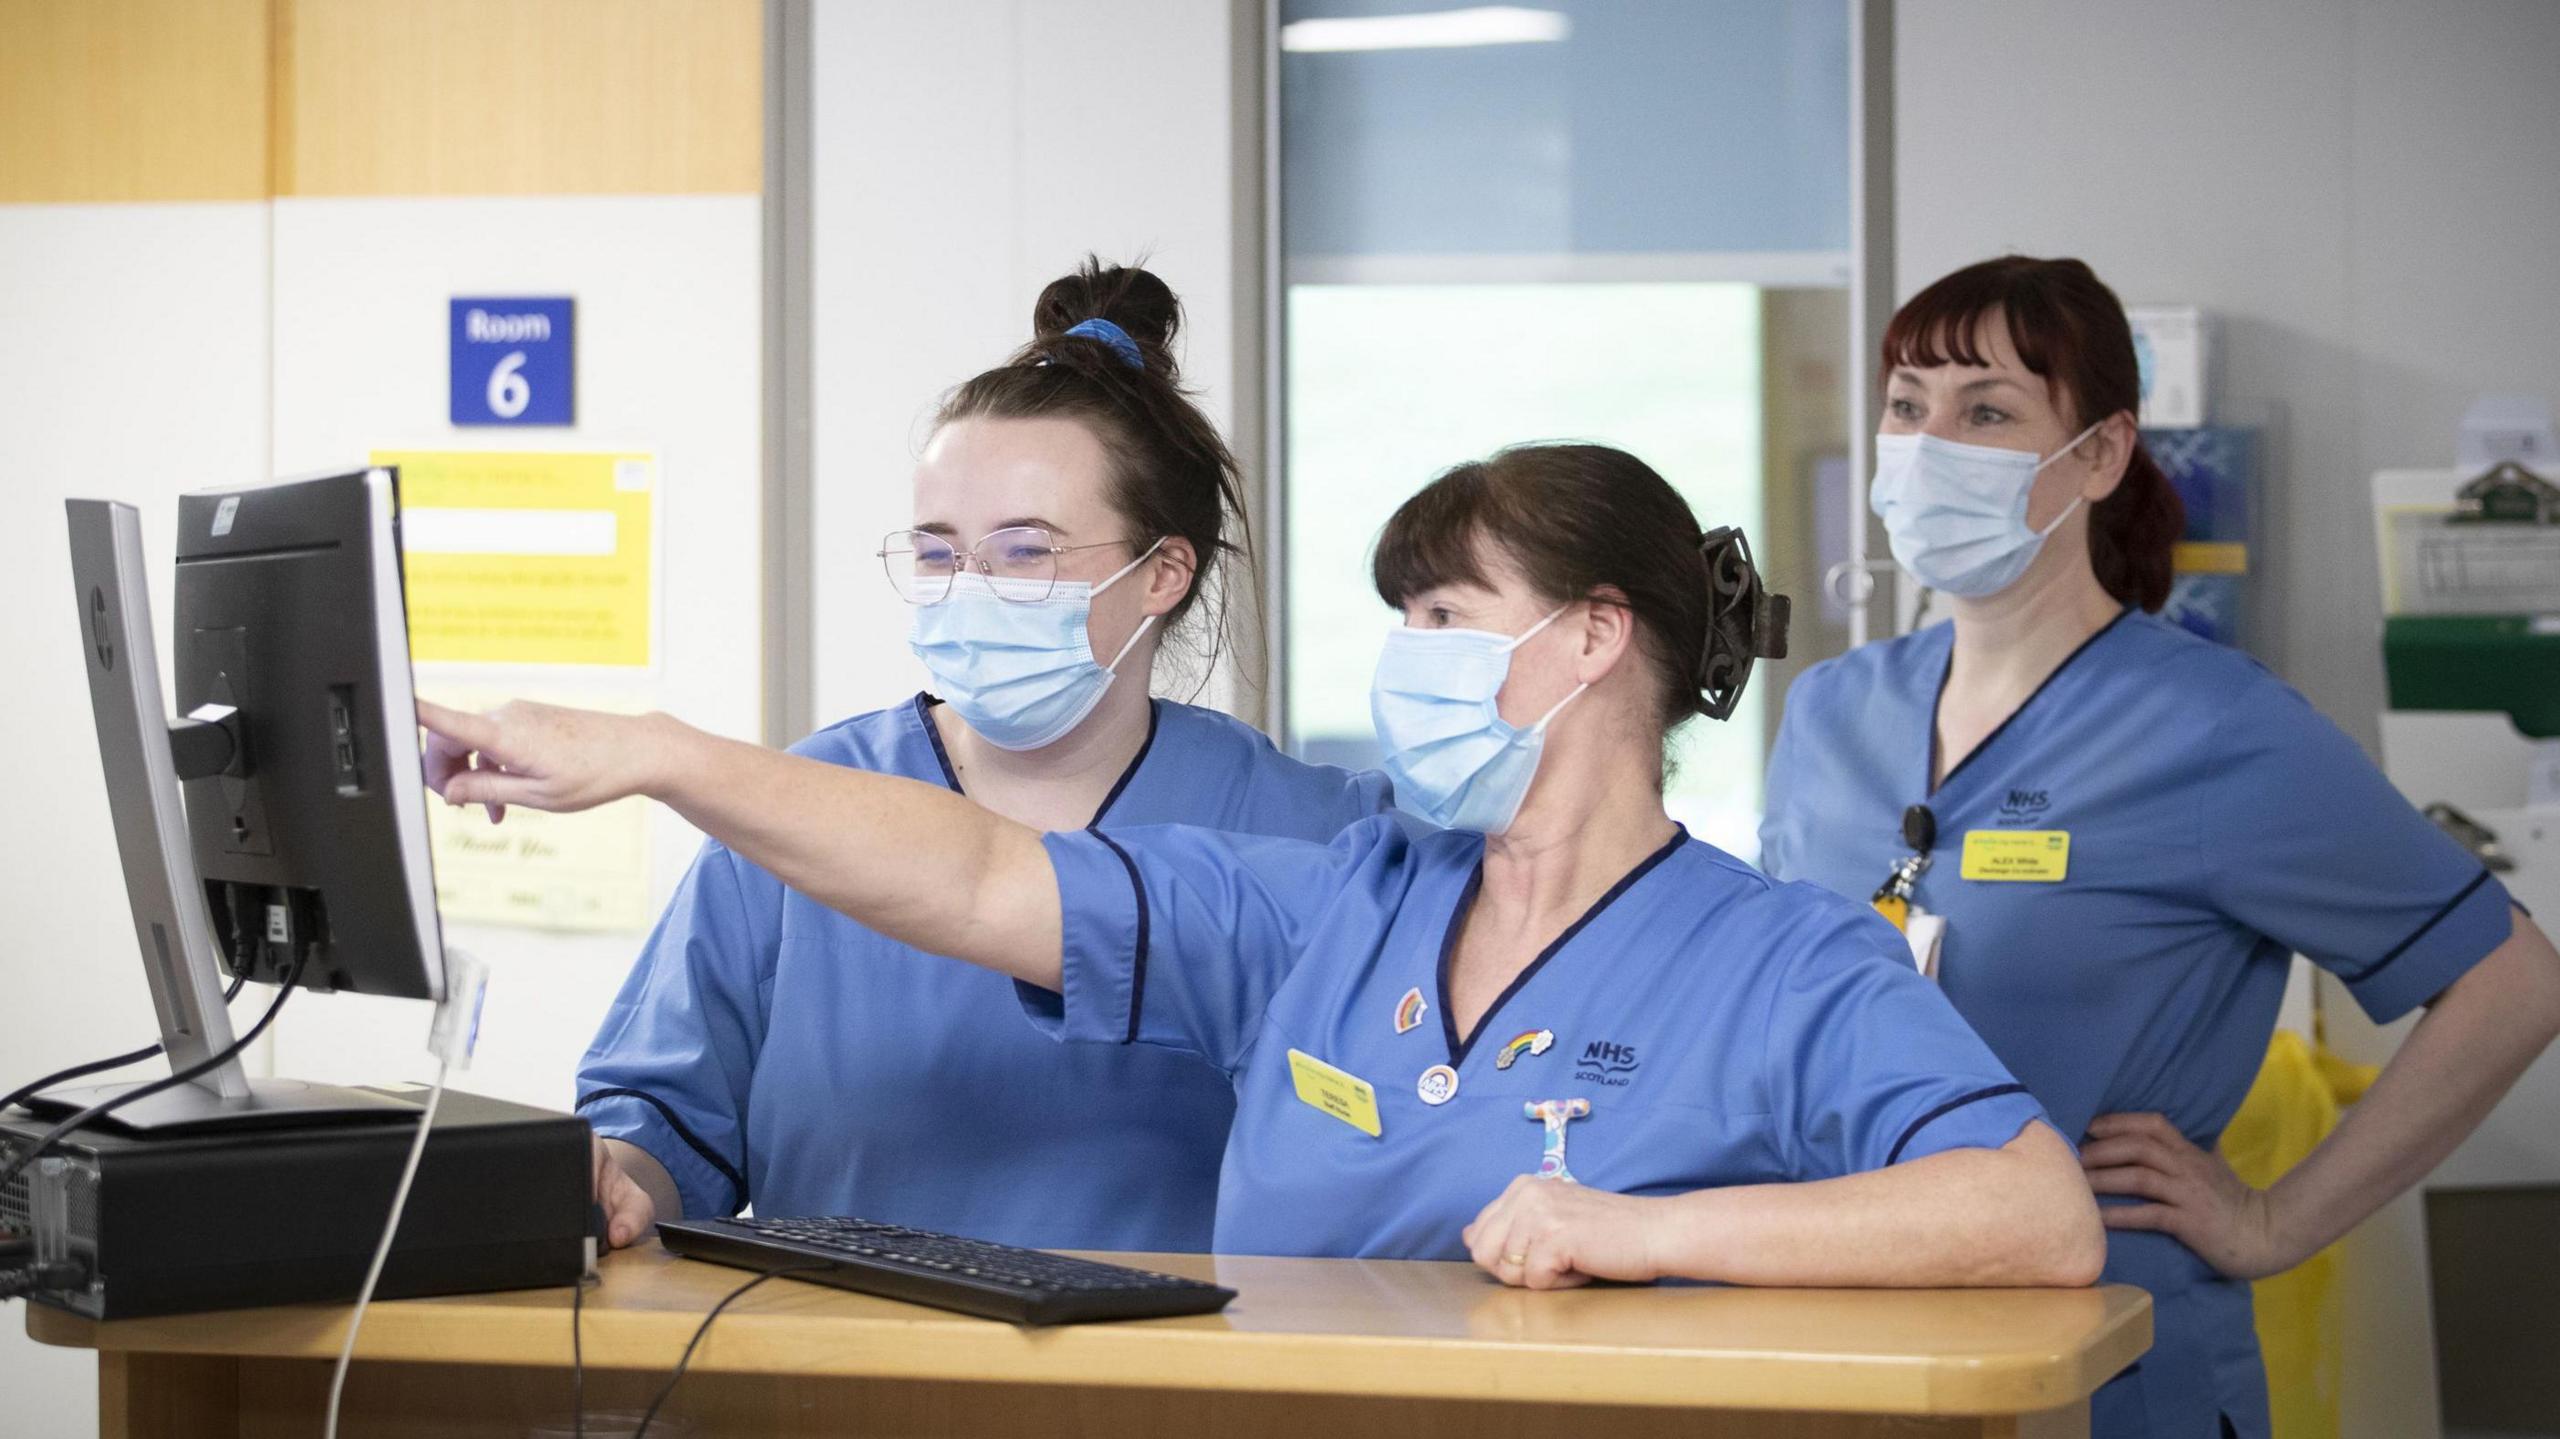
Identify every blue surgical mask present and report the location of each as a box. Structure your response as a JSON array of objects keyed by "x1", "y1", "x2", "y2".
[
  {"x1": 1371, "y1": 606, "x2": 1587, "y2": 835},
  {"x1": 1869, "y1": 422, "x2": 2103, "y2": 597},
  {"x1": 907, "y1": 540, "x2": 1162, "y2": 751}
]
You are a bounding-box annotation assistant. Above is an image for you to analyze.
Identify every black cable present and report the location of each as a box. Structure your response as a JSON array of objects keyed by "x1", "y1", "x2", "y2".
[
  {"x1": 0, "y1": 973, "x2": 249, "y2": 1116},
  {"x1": 630, "y1": 1264, "x2": 828, "y2": 1439},
  {"x1": 0, "y1": 962, "x2": 300, "y2": 1196}
]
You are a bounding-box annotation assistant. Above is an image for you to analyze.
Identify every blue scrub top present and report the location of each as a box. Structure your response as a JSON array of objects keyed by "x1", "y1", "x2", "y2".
[
  {"x1": 1759, "y1": 610, "x2": 2515, "y2": 1439},
  {"x1": 578, "y1": 695, "x2": 1391, "y2": 1252},
  {"x1": 1027, "y1": 817, "x2": 2053, "y2": 1260}
]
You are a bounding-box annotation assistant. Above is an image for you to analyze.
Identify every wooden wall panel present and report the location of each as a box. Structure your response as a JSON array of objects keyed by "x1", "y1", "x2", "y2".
[
  {"x1": 274, "y1": 0, "x2": 761, "y2": 197},
  {"x1": 0, "y1": 0, "x2": 271, "y2": 202}
]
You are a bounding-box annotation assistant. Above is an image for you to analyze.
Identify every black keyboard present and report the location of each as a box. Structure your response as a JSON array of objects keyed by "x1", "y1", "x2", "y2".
[{"x1": 654, "y1": 1215, "x2": 1237, "y2": 1326}]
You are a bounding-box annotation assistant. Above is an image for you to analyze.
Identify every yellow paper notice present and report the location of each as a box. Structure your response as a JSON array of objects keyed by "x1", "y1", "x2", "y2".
[
  {"x1": 421, "y1": 686, "x2": 653, "y2": 932},
  {"x1": 375, "y1": 450, "x2": 654, "y2": 667},
  {"x1": 1960, "y1": 830, "x2": 2072, "y2": 883},
  {"x1": 1287, "y1": 1049, "x2": 1383, "y2": 1137}
]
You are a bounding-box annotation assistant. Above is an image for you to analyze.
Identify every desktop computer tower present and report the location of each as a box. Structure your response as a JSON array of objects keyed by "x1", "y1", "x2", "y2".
[{"x1": 1, "y1": 1087, "x2": 590, "y2": 1320}]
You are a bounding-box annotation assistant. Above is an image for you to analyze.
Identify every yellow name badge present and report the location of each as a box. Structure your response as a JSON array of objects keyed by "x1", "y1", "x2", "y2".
[
  {"x1": 1286, "y1": 1049, "x2": 1383, "y2": 1138},
  {"x1": 1961, "y1": 830, "x2": 2072, "y2": 882}
]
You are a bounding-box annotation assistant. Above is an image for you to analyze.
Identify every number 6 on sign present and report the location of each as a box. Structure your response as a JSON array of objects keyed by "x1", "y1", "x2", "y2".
[{"x1": 485, "y1": 352, "x2": 530, "y2": 419}]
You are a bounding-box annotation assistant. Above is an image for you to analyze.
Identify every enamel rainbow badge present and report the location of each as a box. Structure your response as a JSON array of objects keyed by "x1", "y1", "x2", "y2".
[
  {"x1": 1393, "y1": 986, "x2": 1428, "y2": 1035},
  {"x1": 1493, "y1": 1029, "x2": 1555, "y2": 1070}
]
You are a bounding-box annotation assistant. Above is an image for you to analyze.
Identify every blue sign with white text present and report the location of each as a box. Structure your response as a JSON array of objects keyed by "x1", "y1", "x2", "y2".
[{"x1": 450, "y1": 297, "x2": 575, "y2": 425}]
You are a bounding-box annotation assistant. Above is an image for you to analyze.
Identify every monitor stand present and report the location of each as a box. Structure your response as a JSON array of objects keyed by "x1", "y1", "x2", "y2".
[{"x1": 18, "y1": 1075, "x2": 420, "y2": 1136}]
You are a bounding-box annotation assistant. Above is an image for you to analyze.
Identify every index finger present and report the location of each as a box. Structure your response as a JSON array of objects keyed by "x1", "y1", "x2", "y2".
[{"x1": 417, "y1": 698, "x2": 500, "y2": 752}]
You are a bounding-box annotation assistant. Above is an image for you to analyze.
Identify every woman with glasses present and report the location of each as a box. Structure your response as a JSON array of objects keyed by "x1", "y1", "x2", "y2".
[
  {"x1": 423, "y1": 442, "x2": 2105, "y2": 1291},
  {"x1": 568, "y1": 260, "x2": 1390, "y2": 1253}
]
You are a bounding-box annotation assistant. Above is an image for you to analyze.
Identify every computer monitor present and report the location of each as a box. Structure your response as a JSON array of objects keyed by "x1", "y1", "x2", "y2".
[{"x1": 46, "y1": 467, "x2": 447, "y2": 1132}]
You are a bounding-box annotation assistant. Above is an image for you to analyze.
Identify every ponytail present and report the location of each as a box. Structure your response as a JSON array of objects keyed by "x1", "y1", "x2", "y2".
[{"x1": 2089, "y1": 439, "x2": 2183, "y2": 612}]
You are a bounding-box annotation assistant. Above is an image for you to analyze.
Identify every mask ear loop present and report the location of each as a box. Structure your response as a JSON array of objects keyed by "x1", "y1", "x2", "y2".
[
  {"x1": 1500, "y1": 602, "x2": 1575, "y2": 652},
  {"x1": 2027, "y1": 419, "x2": 2109, "y2": 537},
  {"x1": 1506, "y1": 602, "x2": 1588, "y2": 733},
  {"x1": 1092, "y1": 536, "x2": 1170, "y2": 674}
]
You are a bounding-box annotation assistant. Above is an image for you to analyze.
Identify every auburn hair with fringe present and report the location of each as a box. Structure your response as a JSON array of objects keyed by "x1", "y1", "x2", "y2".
[{"x1": 1882, "y1": 256, "x2": 2184, "y2": 611}]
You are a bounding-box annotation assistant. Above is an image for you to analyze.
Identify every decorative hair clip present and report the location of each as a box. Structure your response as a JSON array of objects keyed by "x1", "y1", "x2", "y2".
[{"x1": 1696, "y1": 526, "x2": 1789, "y2": 721}]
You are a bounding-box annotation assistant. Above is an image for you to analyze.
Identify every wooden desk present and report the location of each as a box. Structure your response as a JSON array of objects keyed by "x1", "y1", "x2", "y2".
[{"x1": 29, "y1": 1241, "x2": 2149, "y2": 1438}]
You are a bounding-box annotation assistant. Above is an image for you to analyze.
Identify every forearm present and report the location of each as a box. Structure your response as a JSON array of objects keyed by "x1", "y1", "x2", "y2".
[
  {"x1": 643, "y1": 715, "x2": 1063, "y2": 988},
  {"x1": 2265, "y1": 910, "x2": 2560, "y2": 1260},
  {"x1": 606, "y1": 1138, "x2": 684, "y2": 1223},
  {"x1": 1648, "y1": 1125, "x2": 2104, "y2": 1287}
]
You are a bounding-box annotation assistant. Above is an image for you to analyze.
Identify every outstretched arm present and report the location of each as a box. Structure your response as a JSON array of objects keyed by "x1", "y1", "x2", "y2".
[{"x1": 419, "y1": 700, "x2": 1063, "y2": 989}]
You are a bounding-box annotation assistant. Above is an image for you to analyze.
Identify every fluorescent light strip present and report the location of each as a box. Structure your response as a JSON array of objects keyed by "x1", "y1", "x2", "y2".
[{"x1": 1281, "y1": 6, "x2": 1570, "y2": 53}]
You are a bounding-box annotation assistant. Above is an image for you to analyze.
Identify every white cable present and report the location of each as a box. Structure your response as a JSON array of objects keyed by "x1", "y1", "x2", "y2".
[{"x1": 323, "y1": 1058, "x2": 449, "y2": 1439}]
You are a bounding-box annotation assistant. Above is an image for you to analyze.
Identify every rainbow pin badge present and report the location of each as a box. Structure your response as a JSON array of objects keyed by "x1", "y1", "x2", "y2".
[
  {"x1": 1393, "y1": 986, "x2": 1429, "y2": 1035},
  {"x1": 1493, "y1": 1029, "x2": 1555, "y2": 1070}
]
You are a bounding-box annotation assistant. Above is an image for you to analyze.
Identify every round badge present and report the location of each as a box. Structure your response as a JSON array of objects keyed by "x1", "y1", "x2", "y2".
[{"x1": 1416, "y1": 1064, "x2": 1460, "y2": 1106}]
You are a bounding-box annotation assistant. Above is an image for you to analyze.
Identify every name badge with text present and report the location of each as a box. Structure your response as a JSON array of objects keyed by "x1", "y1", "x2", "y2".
[
  {"x1": 1287, "y1": 1049, "x2": 1383, "y2": 1137},
  {"x1": 1961, "y1": 830, "x2": 2072, "y2": 882}
]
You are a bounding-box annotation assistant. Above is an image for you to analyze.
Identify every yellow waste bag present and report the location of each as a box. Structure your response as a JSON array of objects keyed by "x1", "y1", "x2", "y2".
[{"x1": 2219, "y1": 1029, "x2": 2380, "y2": 1439}]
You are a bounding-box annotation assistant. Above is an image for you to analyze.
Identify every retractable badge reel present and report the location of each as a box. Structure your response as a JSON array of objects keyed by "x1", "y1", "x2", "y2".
[
  {"x1": 1873, "y1": 806, "x2": 1946, "y2": 977},
  {"x1": 1870, "y1": 805, "x2": 1936, "y2": 932}
]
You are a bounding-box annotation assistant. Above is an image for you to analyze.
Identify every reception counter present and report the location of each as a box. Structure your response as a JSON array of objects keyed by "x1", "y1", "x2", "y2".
[{"x1": 30, "y1": 1240, "x2": 2150, "y2": 1437}]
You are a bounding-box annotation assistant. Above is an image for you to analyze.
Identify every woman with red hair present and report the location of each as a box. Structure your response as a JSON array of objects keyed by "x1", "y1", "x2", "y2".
[{"x1": 1759, "y1": 254, "x2": 2560, "y2": 1438}]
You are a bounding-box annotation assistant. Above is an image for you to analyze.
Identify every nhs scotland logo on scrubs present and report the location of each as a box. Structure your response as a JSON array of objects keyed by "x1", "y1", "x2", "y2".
[
  {"x1": 1575, "y1": 1040, "x2": 1640, "y2": 1087},
  {"x1": 450, "y1": 297, "x2": 574, "y2": 425}
]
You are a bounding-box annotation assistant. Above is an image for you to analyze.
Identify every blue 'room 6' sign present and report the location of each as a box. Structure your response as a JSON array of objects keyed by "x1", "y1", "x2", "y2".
[{"x1": 450, "y1": 297, "x2": 575, "y2": 425}]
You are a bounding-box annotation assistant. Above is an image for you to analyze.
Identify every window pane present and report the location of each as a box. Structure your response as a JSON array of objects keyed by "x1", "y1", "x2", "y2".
[{"x1": 1282, "y1": 0, "x2": 1849, "y2": 267}]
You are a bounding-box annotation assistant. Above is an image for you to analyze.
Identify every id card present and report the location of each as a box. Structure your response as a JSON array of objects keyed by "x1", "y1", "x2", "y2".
[
  {"x1": 1287, "y1": 1048, "x2": 1382, "y2": 1137},
  {"x1": 1905, "y1": 911, "x2": 1947, "y2": 979},
  {"x1": 1960, "y1": 830, "x2": 2071, "y2": 882}
]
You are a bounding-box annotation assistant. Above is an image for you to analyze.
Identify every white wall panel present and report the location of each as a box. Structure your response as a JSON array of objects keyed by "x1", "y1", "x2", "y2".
[
  {"x1": 0, "y1": 198, "x2": 274, "y2": 1439},
  {"x1": 262, "y1": 194, "x2": 764, "y2": 1110},
  {"x1": 809, "y1": 0, "x2": 1251, "y2": 729}
]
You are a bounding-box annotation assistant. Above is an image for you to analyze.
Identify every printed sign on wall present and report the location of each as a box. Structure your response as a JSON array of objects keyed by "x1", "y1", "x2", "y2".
[
  {"x1": 375, "y1": 449, "x2": 654, "y2": 667},
  {"x1": 450, "y1": 296, "x2": 575, "y2": 425}
]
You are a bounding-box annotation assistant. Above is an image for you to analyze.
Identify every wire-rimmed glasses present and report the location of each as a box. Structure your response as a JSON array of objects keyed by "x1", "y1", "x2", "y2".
[{"x1": 877, "y1": 526, "x2": 1134, "y2": 605}]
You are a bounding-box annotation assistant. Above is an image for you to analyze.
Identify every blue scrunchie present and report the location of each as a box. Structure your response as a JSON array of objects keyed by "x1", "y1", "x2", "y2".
[{"x1": 1062, "y1": 318, "x2": 1145, "y2": 371}]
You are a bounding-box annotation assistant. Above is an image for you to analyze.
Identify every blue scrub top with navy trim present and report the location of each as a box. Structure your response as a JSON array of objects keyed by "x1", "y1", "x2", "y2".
[
  {"x1": 1758, "y1": 610, "x2": 2515, "y2": 1439},
  {"x1": 577, "y1": 694, "x2": 1391, "y2": 1252},
  {"x1": 1024, "y1": 817, "x2": 2054, "y2": 1260}
]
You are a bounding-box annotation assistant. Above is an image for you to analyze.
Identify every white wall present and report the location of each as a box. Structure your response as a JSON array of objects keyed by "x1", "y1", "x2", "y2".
[
  {"x1": 808, "y1": 0, "x2": 1253, "y2": 730},
  {"x1": 261, "y1": 194, "x2": 765, "y2": 1104},
  {"x1": 1896, "y1": 6, "x2": 2560, "y2": 1436},
  {"x1": 1895, "y1": 0, "x2": 2560, "y2": 757},
  {"x1": 0, "y1": 200, "x2": 274, "y2": 1439}
]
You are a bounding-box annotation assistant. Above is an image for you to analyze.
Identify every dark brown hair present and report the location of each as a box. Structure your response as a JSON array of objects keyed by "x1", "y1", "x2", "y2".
[
  {"x1": 937, "y1": 256, "x2": 1252, "y2": 669},
  {"x1": 1372, "y1": 443, "x2": 1734, "y2": 735},
  {"x1": 1882, "y1": 255, "x2": 2184, "y2": 611}
]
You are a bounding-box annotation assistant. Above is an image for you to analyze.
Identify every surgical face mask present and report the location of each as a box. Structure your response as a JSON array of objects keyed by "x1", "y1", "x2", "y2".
[
  {"x1": 1868, "y1": 422, "x2": 2103, "y2": 597},
  {"x1": 1370, "y1": 606, "x2": 1587, "y2": 835},
  {"x1": 907, "y1": 539, "x2": 1162, "y2": 751}
]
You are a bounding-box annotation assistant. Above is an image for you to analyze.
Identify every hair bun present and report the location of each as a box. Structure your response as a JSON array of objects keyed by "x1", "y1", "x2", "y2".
[{"x1": 1032, "y1": 256, "x2": 1183, "y2": 379}]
